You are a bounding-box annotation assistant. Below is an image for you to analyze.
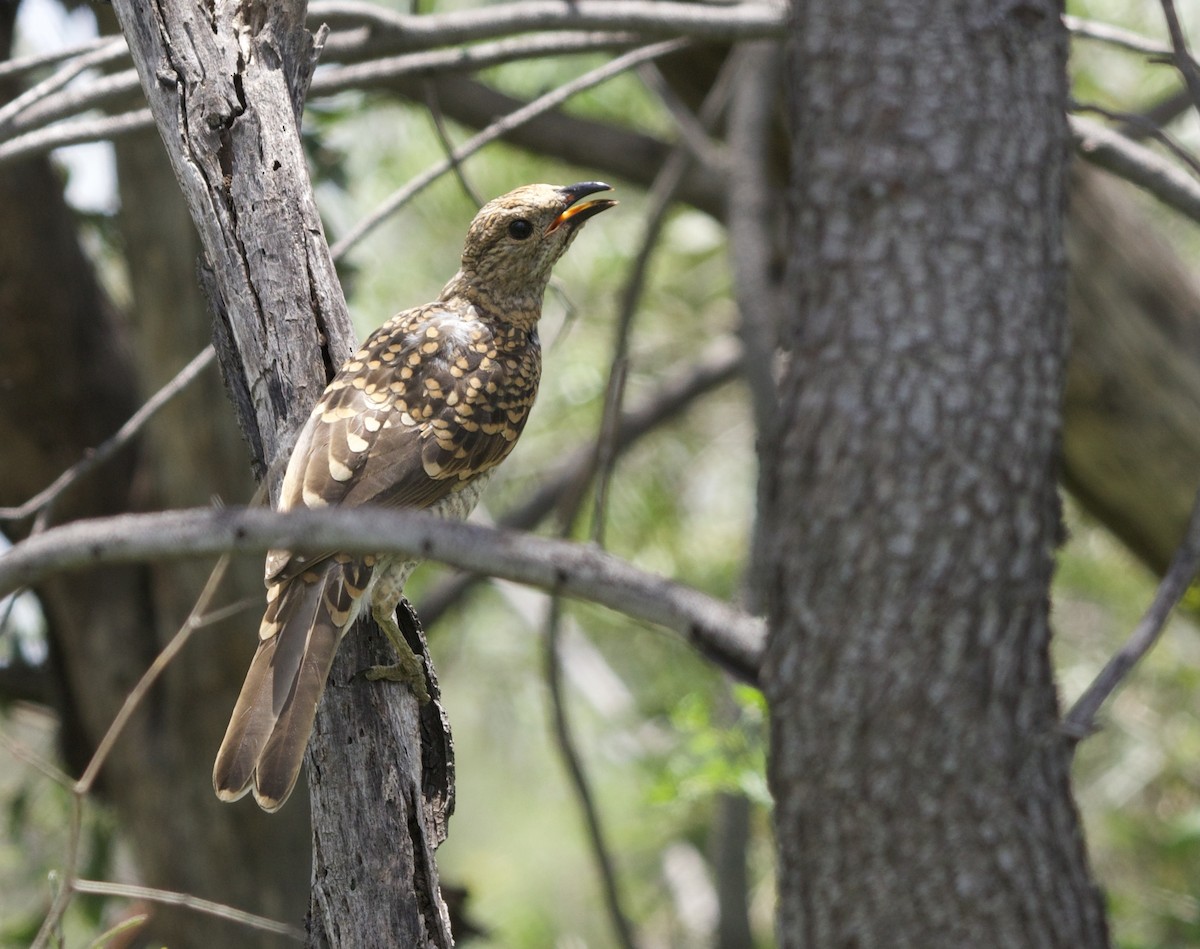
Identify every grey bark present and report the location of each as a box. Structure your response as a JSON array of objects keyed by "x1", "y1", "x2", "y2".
[
  {"x1": 106, "y1": 0, "x2": 454, "y2": 944},
  {"x1": 763, "y1": 1, "x2": 1110, "y2": 945}
]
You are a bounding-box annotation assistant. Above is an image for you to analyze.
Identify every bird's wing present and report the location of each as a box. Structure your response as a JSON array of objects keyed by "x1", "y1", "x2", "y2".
[{"x1": 265, "y1": 302, "x2": 540, "y2": 584}]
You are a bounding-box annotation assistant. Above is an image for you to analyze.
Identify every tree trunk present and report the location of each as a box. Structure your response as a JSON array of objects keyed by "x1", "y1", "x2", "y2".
[
  {"x1": 763, "y1": 1, "x2": 1110, "y2": 944},
  {"x1": 107, "y1": 0, "x2": 456, "y2": 943}
]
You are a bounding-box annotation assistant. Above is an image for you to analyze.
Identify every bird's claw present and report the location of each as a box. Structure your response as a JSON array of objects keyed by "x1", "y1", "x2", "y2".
[{"x1": 365, "y1": 660, "x2": 431, "y2": 704}]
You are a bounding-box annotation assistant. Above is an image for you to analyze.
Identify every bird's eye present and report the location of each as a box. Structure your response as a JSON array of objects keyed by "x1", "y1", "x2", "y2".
[{"x1": 507, "y1": 219, "x2": 534, "y2": 240}]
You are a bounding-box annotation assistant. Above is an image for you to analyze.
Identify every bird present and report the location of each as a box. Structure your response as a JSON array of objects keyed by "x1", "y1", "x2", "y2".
[{"x1": 212, "y1": 182, "x2": 617, "y2": 811}]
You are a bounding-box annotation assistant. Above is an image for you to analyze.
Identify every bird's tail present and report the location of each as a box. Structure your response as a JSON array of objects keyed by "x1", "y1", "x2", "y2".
[{"x1": 212, "y1": 557, "x2": 371, "y2": 811}]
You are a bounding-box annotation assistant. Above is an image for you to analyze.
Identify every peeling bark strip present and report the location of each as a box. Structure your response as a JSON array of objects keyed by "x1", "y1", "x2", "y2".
[
  {"x1": 108, "y1": 0, "x2": 455, "y2": 943},
  {"x1": 765, "y1": 0, "x2": 1110, "y2": 945}
]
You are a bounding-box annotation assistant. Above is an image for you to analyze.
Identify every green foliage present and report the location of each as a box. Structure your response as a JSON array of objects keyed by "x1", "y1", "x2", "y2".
[{"x1": 645, "y1": 686, "x2": 769, "y2": 809}]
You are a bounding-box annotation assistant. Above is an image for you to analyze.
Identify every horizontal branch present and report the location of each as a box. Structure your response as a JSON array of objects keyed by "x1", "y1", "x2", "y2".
[
  {"x1": 308, "y1": 0, "x2": 783, "y2": 50},
  {"x1": 0, "y1": 507, "x2": 765, "y2": 683}
]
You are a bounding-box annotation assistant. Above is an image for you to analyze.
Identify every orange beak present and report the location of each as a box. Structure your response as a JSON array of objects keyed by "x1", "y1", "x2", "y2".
[{"x1": 549, "y1": 181, "x2": 618, "y2": 232}]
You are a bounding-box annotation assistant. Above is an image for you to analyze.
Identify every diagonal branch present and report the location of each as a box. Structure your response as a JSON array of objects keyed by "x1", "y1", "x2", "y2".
[
  {"x1": 1071, "y1": 115, "x2": 1200, "y2": 225},
  {"x1": 0, "y1": 507, "x2": 765, "y2": 682},
  {"x1": 329, "y1": 38, "x2": 689, "y2": 259},
  {"x1": 1063, "y1": 483, "x2": 1200, "y2": 740},
  {"x1": 1157, "y1": 0, "x2": 1200, "y2": 120},
  {"x1": 0, "y1": 346, "x2": 216, "y2": 524}
]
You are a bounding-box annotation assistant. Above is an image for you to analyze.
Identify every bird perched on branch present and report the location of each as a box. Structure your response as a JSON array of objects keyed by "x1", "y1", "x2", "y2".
[{"x1": 213, "y1": 182, "x2": 617, "y2": 811}]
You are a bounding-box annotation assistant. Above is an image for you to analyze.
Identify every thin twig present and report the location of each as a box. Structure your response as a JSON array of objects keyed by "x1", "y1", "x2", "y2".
[
  {"x1": 423, "y1": 81, "x2": 484, "y2": 208},
  {"x1": 0, "y1": 34, "x2": 638, "y2": 150},
  {"x1": 543, "y1": 596, "x2": 639, "y2": 949},
  {"x1": 1064, "y1": 485, "x2": 1200, "y2": 740},
  {"x1": 0, "y1": 506, "x2": 765, "y2": 682},
  {"x1": 30, "y1": 794, "x2": 83, "y2": 949},
  {"x1": 76, "y1": 557, "x2": 247, "y2": 794},
  {"x1": 637, "y1": 63, "x2": 727, "y2": 171},
  {"x1": 590, "y1": 59, "x2": 734, "y2": 544},
  {"x1": 1063, "y1": 15, "x2": 1173, "y2": 57},
  {"x1": 329, "y1": 39, "x2": 690, "y2": 260},
  {"x1": 0, "y1": 36, "x2": 125, "y2": 83},
  {"x1": 0, "y1": 727, "x2": 75, "y2": 787},
  {"x1": 307, "y1": 0, "x2": 782, "y2": 49},
  {"x1": 1158, "y1": 0, "x2": 1200, "y2": 120},
  {"x1": 72, "y1": 879, "x2": 304, "y2": 941},
  {"x1": 0, "y1": 346, "x2": 215, "y2": 523}
]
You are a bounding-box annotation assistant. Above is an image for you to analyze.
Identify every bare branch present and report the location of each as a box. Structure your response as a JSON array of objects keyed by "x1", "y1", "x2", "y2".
[
  {"x1": 0, "y1": 108, "x2": 153, "y2": 165},
  {"x1": 1071, "y1": 99, "x2": 1200, "y2": 177},
  {"x1": 1064, "y1": 484, "x2": 1200, "y2": 740},
  {"x1": 307, "y1": 0, "x2": 783, "y2": 50},
  {"x1": 1063, "y1": 15, "x2": 1173, "y2": 57},
  {"x1": 0, "y1": 40, "x2": 126, "y2": 132},
  {"x1": 543, "y1": 597, "x2": 639, "y2": 949},
  {"x1": 1071, "y1": 114, "x2": 1200, "y2": 225},
  {"x1": 0, "y1": 36, "x2": 125, "y2": 82},
  {"x1": 0, "y1": 347, "x2": 216, "y2": 523},
  {"x1": 0, "y1": 507, "x2": 765, "y2": 682},
  {"x1": 72, "y1": 879, "x2": 304, "y2": 941},
  {"x1": 330, "y1": 38, "x2": 690, "y2": 260},
  {"x1": 1157, "y1": 0, "x2": 1200, "y2": 119}
]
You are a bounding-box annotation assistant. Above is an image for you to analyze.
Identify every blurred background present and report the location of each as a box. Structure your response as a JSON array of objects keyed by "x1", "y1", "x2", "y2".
[{"x1": 2, "y1": 0, "x2": 1200, "y2": 945}]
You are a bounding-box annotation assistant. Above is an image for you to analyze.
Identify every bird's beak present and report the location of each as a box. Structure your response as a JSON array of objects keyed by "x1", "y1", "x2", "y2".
[{"x1": 548, "y1": 181, "x2": 618, "y2": 232}]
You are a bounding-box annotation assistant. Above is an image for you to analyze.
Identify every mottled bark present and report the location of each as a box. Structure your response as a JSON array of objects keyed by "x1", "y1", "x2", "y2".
[{"x1": 764, "y1": 1, "x2": 1110, "y2": 945}]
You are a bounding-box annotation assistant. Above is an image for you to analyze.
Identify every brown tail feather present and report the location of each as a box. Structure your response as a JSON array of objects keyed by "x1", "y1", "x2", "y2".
[
  {"x1": 213, "y1": 561, "x2": 365, "y2": 810},
  {"x1": 250, "y1": 619, "x2": 341, "y2": 810}
]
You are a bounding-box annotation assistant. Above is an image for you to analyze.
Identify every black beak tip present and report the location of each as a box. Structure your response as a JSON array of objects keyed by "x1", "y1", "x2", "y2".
[{"x1": 559, "y1": 181, "x2": 613, "y2": 202}]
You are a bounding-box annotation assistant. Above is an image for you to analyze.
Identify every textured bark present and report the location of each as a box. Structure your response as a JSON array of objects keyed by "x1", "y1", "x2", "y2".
[
  {"x1": 107, "y1": 0, "x2": 455, "y2": 944},
  {"x1": 764, "y1": 1, "x2": 1110, "y2": 945}
]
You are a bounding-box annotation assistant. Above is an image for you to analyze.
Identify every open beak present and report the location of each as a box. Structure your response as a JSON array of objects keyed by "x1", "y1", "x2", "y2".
[{"x1": 548, "y1": 181, "x2": 618, "y2": 232}]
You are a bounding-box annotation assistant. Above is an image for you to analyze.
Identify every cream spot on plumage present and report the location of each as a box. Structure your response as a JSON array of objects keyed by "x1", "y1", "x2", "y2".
[{"x1": 329, "y1": 457, "x2": 354, "y2": 482}]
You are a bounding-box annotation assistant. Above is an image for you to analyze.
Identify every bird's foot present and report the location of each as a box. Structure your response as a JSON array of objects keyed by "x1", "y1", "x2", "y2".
[{"x1": 365, "y1": 608, "x2": 431, "y2": 704}]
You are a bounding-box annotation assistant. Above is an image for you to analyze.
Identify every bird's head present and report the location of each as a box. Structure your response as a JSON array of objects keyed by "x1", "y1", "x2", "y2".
[{"x1": 446, "y1": 182, "x2": 617, "y2": 319}]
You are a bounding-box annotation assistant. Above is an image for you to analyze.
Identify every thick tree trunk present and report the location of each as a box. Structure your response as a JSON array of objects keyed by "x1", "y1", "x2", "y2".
[{"x1": 763, "y1": 1, "x2": 1110, "y2": 945}]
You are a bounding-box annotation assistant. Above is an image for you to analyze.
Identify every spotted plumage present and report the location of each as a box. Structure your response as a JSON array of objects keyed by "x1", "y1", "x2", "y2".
[{"x1": 213, "y1": 182, "x2": 616, "y2": 811}]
